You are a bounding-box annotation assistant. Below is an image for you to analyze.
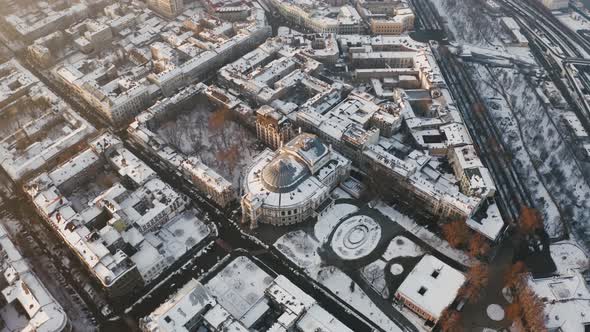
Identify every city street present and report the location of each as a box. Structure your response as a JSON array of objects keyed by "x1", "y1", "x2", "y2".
[
  {"x1": 0, "y1": 1, "x2": 588, "y2": 330},
  {"x1": 0, "y1": 203, "x2": 99, "y2": 331},
  {"x1": 123, "y1": 140, "x2": 395, "y2": 331}
]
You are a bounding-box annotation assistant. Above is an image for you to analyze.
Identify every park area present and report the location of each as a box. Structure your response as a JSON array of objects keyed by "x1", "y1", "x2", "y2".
[{"x1": 155, "y1": 97, "x2": 262, "y2": 188}]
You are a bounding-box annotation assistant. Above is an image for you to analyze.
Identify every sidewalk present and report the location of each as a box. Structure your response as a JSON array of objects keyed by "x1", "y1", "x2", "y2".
[
  {"x1": 374, "y1": 201, "x2": 477, "y2": 267},
  {"x1": 461, "y1": 241, "x2": 514, "y2": 331}
]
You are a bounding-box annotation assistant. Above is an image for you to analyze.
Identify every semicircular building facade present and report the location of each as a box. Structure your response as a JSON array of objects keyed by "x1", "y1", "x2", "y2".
[{"x1": 241, "y1": 133, "x2": 351, "y2": 228}]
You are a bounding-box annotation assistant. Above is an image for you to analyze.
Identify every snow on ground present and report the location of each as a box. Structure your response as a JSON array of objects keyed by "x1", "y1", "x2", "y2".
[
  {"x1": 438, "y1": 0, "x2": 536, "y2": 62},
  {"x1": 486, "y1": 304, "x2": 505, "y2": 321},
  {"x1": 374, "y1": 201, "x2": 476, "y2": 266},
  {"x1": 331, "y1": 215, "x2": 381, "y2": 261},
  {"x1": 433, "y1": 0, "x2": 560, "y2": 236},
  {"x1": 361, "y1": 259, "x2": 389, "y2": 299},
  {"x1": 314, "y1": 203, "x2": 358, "y2": 243},
  {"x1": 505, "y1": 46, "x2": 535, "y2": 61},
  {"x1": 432, "y1": 0, "x2": 563, "y2": 237},
  {"x1": 390, "y1": 264, "x2": 404, "y2": 276},
  {"x1": 316, "y1": 267, "x2": 402, "y2": 332},
  {"x1": 471, "y1": 64, "x2": 590, "y2": 243},
  {"x1": 274, "y1": 231, "x2": 403, "y2": 331},
  {"x1": 157, "y1": 107, "x2": 261, "y2": 188},
  {"x1": 431, "y1": 0, "x2": 506, "y2": 46},
  {"x1": 461, "y1": 44, "x2": 536, "y2": 66},
  {"x1": 470, "y1": 66, "x2": 562, "y2": 227},
  {"x1": 274, "y1": 230, "x2": 322, "y2": 269},
  {"x1": 382, "y1": 236, "x2": 424, "y2": 261},
  {"x1": 549, "y1": 241, "x2": 589, "y2": 274},
  {"x1": 555, "y1": 12, "x2": 590, "y2": 32},
  {"x1": 434, "y1": 0, "x2": 590, "y2": 248},
  {"x1": 528, "y1": 272, "x2": 590, "y2": 331}
]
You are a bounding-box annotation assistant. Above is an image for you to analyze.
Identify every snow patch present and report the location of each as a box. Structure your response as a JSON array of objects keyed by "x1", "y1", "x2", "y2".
[
  {"x1": 382, "y1": 236, "x2": 424, "y2": 261},
  {"x1": 361, "y1": 260, "x2": 389, "y2": 299},
  {"x1": 375, "y1": 201, "x2": 476, "y2": 266},
  {"x1": 314, "y1": 203, "x2": 358, "y2": 242},
  {"x1": 486, "y1": 304, "x2": 505, "y2": 321},
  {"x1": 331, "y1": 215, "x2": 381, "y2": 261}
]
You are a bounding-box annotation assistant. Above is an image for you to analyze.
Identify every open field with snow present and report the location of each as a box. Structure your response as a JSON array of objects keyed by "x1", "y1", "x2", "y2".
[
  {"x1": 361, "y1": 259, "x2": 389, "y2": 298},
  {"x1": 382, "y1": 236, "x2": 424, "y2": 261},
  {"x1": 331, "y1": 215, "x2": 382, "y2": 261},
  {"x1": 314, "y1": 203, "x2": 358, "y2": 243},
  {"x1": 468, "y1": 62, "x2": 590, "y2": 243},
  {"x1": 555, "y1": 12, "x2": 590, "y2": 32},
  {"x1": 274, "y1": 230, "x2": 322, "y2": 269},
  {"x1": 155, "y1": 100, "x2": 262, "y2": 189},
  {"x1": 274, "y1": 213, "x2": 405, "y2": 331},
  {"x1": 273, "y1": 200, "x2": 478, "y2": 331},
  {"x1": 431, "y1": 0, "x2": 506, "y2": 46}
]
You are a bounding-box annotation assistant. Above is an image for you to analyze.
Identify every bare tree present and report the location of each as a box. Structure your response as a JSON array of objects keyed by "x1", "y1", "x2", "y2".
[
  {"x1": 439, "y1": 309, "x2": 463, "y2": 332},
  {"x1": 459, "y1": 263, "x2": 489, "y2": 304},
  {"x1": 518, "y1": 206, "x2": 544, "y2": 235},
  {"x1": 518, "y1": 285, "x2": 546, "y2": 332},
  {"x1": 506, "y1": 277, "x2": 547, "y2": 332},
  {"x1": 468, "y1": 233, "x2": 491, "y2": 258},
  {"x1": 363, "y1": 264, "x2": 383, "y2": 285},
  {"x1": 505, "y1": 302, "x2": 521, "y2": 322},
  {"x1": 442, "y1": 220, "x2": 470, "y2": 248},
  {"x1": 504, "y1": 261, "x2": 527, "y2": 288},
  {"x1": 208, "y1": 106, "x2": 230, "y2": 132}
]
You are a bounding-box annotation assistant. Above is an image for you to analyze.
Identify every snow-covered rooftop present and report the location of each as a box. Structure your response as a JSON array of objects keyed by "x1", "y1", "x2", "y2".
[
  {"x1": 0, "y1": 60, "x2": 96, "y2": 182},
  {"x1": 143, "y1": 256, "x2": 352, "y2": 332},
  {"x1": 142, "y1": 279, "x2": 215, "y2": 332},
  {"x1": 395, "y1": 254, "x2": 465, "y2": 321},
  {"x1": 24, "y1": 133, "x2": 209, "y2": 288},
  {"x1": 48, "y1": 1, "x2": 270, "y2": 124},
  {"x1": 466, "y1": 201, "x2": 504, "y2": 241},
  {"x1": 242, "y1": 134, "x2": 350, "y2": 221},
  {"x1": 0, "y1": 224, "x2": 68, "y2": 332},
  {"x1": 528, "y1": 271, "x2": 590, "y2": 332},
  {"x1": 527, "y1": 243, "x2": 590, "y2": 332}
]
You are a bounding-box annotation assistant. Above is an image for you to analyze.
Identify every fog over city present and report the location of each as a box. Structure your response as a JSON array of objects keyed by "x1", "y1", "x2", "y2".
[{"x1": 0, "y1": 0, "x2": 588, "y2": 331}]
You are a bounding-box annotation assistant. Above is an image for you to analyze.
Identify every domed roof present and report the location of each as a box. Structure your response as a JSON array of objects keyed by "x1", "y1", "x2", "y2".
[{"x1": 261, "y1": 155, "x2": 309, "y2": 193}]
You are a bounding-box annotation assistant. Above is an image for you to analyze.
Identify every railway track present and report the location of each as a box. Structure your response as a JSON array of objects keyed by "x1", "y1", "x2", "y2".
[
  {"x1": 435, "y1": 48, "x2": 533, "y2": 222},
  {"x1": 408, "y1": 0, "x2": 443, "y2": 31},
  {"x1": 496, "y1": 0, "x2": 590, "y2": 131},
  {"x1": 498, "y1": 0, "x2": 590, "y2": 58}
]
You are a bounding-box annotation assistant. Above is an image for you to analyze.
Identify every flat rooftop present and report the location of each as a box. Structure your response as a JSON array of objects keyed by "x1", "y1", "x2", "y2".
[{"x1": 395, "y1": 255, "x2": 465, "y2": 320}]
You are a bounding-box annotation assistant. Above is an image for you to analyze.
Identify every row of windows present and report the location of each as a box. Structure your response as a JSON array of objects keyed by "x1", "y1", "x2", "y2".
[
  {"x1": 280, "y1": 209, "x2": 297, "y2": 216},
  {"x1": 396, "y1": 294, "x2": 434, "y2": 321}
]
